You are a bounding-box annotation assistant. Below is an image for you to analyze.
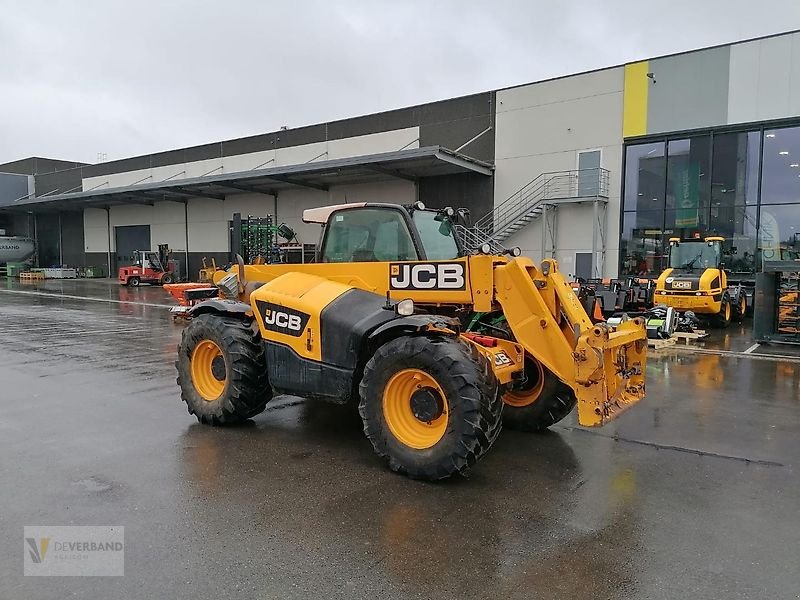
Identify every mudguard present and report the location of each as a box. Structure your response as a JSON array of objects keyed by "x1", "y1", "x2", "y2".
[{"x1": 189, "y1": 298, "x2": 254, "y2": 318}]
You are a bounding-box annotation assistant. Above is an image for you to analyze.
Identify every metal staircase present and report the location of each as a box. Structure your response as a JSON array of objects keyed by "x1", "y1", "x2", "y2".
[
  {"x1": 457, "y1": 167, "x2": 610, "y2": 274},
  {"x1": 464, "y1": 168, "x2": 609, "y2": 246}
]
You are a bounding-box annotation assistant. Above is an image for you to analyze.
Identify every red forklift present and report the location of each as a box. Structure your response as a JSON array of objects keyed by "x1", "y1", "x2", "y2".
[{"x1": 118, "y1": 244, "x2": 178, "y2": 287}]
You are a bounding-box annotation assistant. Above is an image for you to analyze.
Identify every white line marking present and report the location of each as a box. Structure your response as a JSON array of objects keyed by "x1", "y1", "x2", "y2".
[
  {"x1": 667, "y1": 345, "x2": 800, "y2": 363},
  {"x1": 0, "y1": 288, "x2": 174, "y2": 308},
  {"x1": 743, "y1": 343, "x2": 760, "y2": 354}
]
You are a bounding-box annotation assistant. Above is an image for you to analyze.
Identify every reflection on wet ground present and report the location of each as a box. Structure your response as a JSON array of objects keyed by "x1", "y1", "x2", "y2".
[{"x1": 1, "y1": 279, "x2": 798, "y2": 599}]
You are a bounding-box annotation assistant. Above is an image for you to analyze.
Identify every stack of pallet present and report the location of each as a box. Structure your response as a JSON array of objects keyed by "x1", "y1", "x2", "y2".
[{"x1": 19, "y1": 271, "x2": 45, "y2": 282}]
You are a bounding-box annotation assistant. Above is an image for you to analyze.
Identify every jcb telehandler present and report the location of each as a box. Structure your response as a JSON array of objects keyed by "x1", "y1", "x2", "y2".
[
  {"x1": 176, "y1": 202, "x2": 647, "y2": 480},
  {"x1": 654, "y1": 235, "x2": 747, "y2": 327}
]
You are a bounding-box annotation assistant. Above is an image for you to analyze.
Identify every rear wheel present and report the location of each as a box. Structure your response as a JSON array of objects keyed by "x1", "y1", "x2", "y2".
[
  {"x1": 176, "y1": 314, "x2": 271, "y2": 425},
  {"x1": 359, "y1": 335, "x2": 502, "y2": 481},
  {"x1": 129, "y1": 276, "x2": 140, "y2": 287},
  {"x1": 734, "y1": 294, "x2": 747, "y2": 321},
  {"x1": 502, "y1": 357, "x2": 577, "y2": 431}
]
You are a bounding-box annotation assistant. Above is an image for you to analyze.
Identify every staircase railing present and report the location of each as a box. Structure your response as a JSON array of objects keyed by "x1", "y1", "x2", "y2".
[{"x1": 460, "y1": 167, "x2": 609, "y2": 250}]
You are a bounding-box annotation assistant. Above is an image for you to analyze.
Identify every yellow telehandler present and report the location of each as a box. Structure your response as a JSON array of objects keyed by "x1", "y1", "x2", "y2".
[{"x1": 175, "y1": 202, "x2": 647, "y2": 480}]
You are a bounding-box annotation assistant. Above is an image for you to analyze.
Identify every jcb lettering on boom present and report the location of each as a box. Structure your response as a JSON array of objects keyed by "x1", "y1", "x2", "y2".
[{"x1": 389, "y1": 262, "x2": 466, "y2": 290}]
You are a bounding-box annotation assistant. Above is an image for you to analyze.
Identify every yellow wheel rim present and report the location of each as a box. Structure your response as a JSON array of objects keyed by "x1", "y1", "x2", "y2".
[
  {"x1": 503, "y1": 359, "x2": 545, "y2": 408},
  {"x1": 724, "y1": 302, "x2": 731, "y2": 321},
  {"x1": 382, "y1": 368, "x2": 448, "y2": 450},
  {"x1": 740, "y1": 297, "x2": 746, "y2": 314},
  {"x1": 191, "y1": 340, "x2": 226, "y2": 401}
]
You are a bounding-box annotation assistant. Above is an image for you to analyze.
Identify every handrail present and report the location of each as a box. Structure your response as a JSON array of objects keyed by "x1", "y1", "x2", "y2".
[{"x1": 460, "y1": 168, "x2": 609, "y2": 250}]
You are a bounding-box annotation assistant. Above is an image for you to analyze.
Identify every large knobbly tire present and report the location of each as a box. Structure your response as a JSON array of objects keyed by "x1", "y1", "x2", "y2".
[
  {"x1": 502, "y1": 360, "x2": 577, "y2": 432},
  {"x1": 359, "y1": 335, "x2": 502, "y2": 481},
  {"x1": 711, "y1": 298, "x2": 733, "y2": 329},
  {"x1": 734, "y1": 294, "x2": 748, "y2": 322},
  {"x1": 176, "y1": 314, "x2": 271, "y2": 425}
]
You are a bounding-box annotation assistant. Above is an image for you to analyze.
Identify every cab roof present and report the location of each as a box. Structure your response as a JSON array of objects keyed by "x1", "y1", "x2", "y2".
[{"x1": 302, "y1": 203, "x2": 366, "y2": 224}]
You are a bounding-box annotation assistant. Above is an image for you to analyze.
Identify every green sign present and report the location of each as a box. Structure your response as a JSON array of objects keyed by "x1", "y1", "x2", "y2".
[{"x1": 671, "y1": 160, "x2": 700, "y2": 228}]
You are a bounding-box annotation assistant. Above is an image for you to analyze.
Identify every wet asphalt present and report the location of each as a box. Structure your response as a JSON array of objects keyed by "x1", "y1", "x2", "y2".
[{"x1": 0, "y1": 278, "x2": 798, "y2": 600}]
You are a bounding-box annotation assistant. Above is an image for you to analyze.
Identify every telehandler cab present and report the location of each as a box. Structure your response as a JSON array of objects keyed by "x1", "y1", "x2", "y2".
[{"x1": 176, "y1": 202, "x2": 647, "y2": 480}]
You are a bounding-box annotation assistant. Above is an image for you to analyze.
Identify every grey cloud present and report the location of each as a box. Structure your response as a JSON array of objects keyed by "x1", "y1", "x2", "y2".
[{"x1": 1, "y1": 0, "x2": 798, "y2": 164}]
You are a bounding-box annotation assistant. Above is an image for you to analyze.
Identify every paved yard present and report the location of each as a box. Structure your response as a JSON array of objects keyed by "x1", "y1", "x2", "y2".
[{"x1": 1, "y1": 279, "x2": 798, "y2": 599}]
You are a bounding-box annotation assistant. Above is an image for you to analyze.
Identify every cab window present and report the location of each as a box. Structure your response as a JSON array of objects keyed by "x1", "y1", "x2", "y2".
[
  {"x1": 321, "y1": 208, "x2": 417, "y2": 263},
  {"x1": 412, "y1": 210, "x2": 460, "y2": 260}
]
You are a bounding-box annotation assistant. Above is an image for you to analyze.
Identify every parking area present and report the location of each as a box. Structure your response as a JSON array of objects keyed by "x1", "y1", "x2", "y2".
[{"x1": 1, "y1": 278, "x2": 799, "y2": 599}]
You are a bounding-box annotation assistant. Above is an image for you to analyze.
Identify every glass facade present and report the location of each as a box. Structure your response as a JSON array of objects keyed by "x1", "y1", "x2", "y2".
[{"x1": 621, "y1": 125, "x2": 800, "y2": 276}]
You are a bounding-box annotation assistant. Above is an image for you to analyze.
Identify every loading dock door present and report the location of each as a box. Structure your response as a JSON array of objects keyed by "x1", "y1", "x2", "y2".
[{"x1": 115, "y1": 225, "x2": 151, "y2": 270}]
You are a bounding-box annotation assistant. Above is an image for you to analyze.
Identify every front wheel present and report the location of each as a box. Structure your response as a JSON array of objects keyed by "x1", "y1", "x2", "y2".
[
  {"x1": 711, "y1": 298, "x2": 732, "y2": 328},
  {"x1": 502, "y1": 358, "x2": 577, "y2": 431},
  {"x1": 161, "y1": 273, "x2": 174, "y2": 285},
  {"x1": 176, "y1": 314, "x2": 271, "y2": 425},
  {"x1": 359, "y1": 335, "x2": 502, "y2": 481}
]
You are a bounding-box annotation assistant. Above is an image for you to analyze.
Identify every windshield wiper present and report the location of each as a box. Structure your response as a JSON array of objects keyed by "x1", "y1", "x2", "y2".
[{"x1": 680, "y1": 253, "x2": 702, "y2": 270}]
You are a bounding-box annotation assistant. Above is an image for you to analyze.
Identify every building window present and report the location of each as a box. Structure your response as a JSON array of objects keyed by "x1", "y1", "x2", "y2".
[
  {"x1": 712, "y1": 131, "x2": 760, "y2": 207},
  {"x1": 620, "y1": 210, "x2": 665, "y2": 276},
  {"x1": 621, "y1": 129, "x2": 764, "y2": 277},
  {"x1": 623, "y1": 142, "x2": 665, "y2": 211},
  {"x1": 758, "y1": 204, "x2": 800, "y2": 263},
  {"x1": 666, "y1": 137, "x2": 710, "y2": 226},
  {"x1": 762, "y1": 126, "x2": 800, "y2": 204}
]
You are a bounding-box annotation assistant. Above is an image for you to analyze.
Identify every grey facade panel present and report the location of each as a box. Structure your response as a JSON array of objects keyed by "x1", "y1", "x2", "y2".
[
  {"x1": 184, "y1": 143, "x2": 223, "y2": 163},
  {"x1": 419, "y1": 93, "x2": 493, "y2": 124},
  {"x1": 150, "y1": 149, "x2": 189, "y2": 169},
  {"x1": 84, "y1": 156, "x2": 149, "y2": 178},
  {"x1": 419, "y1": 92, "x2": 494, "y2": 161},
  {"x1": 34, "y1": 169, "x2": 84, "y2": 196},
  {"x1": 647, "y1": 46, "x2": 731, "y2": 134},
  {"x1": 221, "y1": 134, "x2": 278, "y2": 157},
  {"x1": 0, "y1": 158, "x2": 37, "y2": 174},
  {"x1": 0, "y1": 157, "x2": 86, "y2": 175},
  {"x1": 273, "y1": 123, "x2": 328, "y2": 149},
  {"x1": 418, "y1": 172, "x2": 494, "y2": 221},
  {"x1": 326, "y1": 107, "x2": 417, "y2": 139}
]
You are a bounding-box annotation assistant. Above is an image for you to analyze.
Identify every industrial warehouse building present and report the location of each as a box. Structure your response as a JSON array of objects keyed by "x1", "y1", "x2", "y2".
[{"x1": 3, "y1": 30, "x2": 800, "y2": 280}]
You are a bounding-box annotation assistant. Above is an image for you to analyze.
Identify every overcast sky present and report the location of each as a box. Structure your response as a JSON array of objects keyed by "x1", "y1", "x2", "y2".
[{"x1": 2, "y1": 0, "x2": 799, "y2": 165}]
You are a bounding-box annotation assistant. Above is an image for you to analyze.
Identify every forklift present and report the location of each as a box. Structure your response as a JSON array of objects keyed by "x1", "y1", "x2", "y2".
[{"x1": 118, "y1": 244, "x2": 178, "y2": 287}]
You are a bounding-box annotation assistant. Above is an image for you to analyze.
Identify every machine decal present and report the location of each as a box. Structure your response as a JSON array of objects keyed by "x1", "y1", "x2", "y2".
[
  {"x1": 671, "y1": 280, "x2": 691, "y2": 289},
  {"x1": 389, "y1": 262, "x2": 466, "y2": 290},
  {"x1": 494, "y1": 351, "x2": 513, "y2": 367},
  {"x1": 255, "y1": 301, "x2": 310, "y2": 337}
]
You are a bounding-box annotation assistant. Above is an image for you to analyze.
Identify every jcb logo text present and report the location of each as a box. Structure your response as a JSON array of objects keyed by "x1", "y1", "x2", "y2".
[
  {"x1": 264, "y1": 310, "x2": 303, "y2": 331},
  {"x1": 256, "y1": 301, "x2": 310, "y2": 337},
  {"x1": 389, "y1": 262, "x2": 466, "y2": 290}
]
